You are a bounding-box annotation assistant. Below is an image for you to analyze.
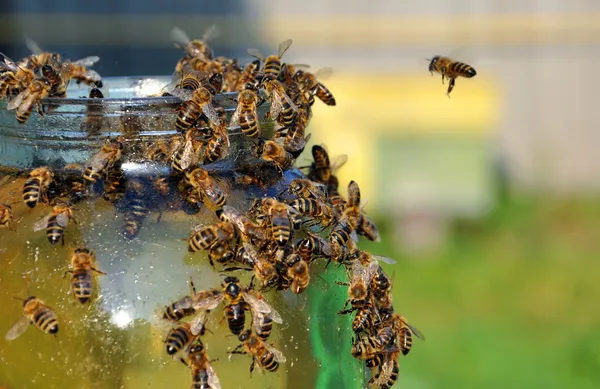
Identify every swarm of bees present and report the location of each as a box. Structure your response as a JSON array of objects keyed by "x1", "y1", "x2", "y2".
[{"x1": 2, "y1": 26, "x2": 424, "y2": 389}]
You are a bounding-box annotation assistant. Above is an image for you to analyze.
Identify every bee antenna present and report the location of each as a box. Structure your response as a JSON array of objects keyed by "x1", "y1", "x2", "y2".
[{"x1": 12, "y1": 296, "x2": 25, "y2": 301}]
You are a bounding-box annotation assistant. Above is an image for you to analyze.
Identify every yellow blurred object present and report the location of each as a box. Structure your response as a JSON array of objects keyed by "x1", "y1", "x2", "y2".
[{"x1": 306, "y1": 72, "x2": 499, "y2": 210}]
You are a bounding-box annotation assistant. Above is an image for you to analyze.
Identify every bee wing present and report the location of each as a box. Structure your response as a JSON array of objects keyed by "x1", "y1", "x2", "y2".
[
  {"x1": 406, "y1": 322, "x2": 426, "y2": 341},
  {"x1": 277, "y1": 39, "x2": 293, "y2": 58},
  {"x1": 243, "y1": 291, "x2": 283, "y2": 324},
  {"x1": 202, "y1": 24, "x2": 220, "y2": 43},
  {"x1": 313, "y1": 67, "x2": 333, "y2": 80},
  {"x1": 72, "y1": 56, "x2": 100, "y2": 67},
  {"x1": 80, "y1": 69, "x2": 102, "y2": 83},
  {"x1": 170, "y1": 26, "x2": 191, "y2": 48},
  {"x1": 350, "y1": 259, "x2": 366, "y2": 284},
  {"x1": 87, "y1": 150, "x2": 111, "y2": 172},
  {"x1": 229, "y1": 104, "x2": 242, "y2": 128},
  {"x1": 251, "y1": 311, "x2": 267, "y2": 334},
  {"x1": 25, "y1": 37, "x2": 44, "y2": 54},
  {"x1": 269, "y1": 94, "x2": 283, "y2": 123},
  {"x1": 33, "y1": 214, "x2": 52, "y2": 232},
  {"x1": 206, "y1": 360, "x2": 222, "y2": 389},
  {"x1": 373, "y1": 255, "x2": 396, "y2": 265},
  {"x1": 330, "y1": 154, "x2": 348, "y2": 171},
  {"x1": 5, "y1": 316, "x2": 30, "y2": 341},
  {"x1": 6, "y1": 90, "x2": 26, "y2": 110},
  {"x1": 363, "y1": 261, "x2": 380, "y2": 284},
  {"x1": 54, "y1": 211, "x2": 70, "y2": 227},
  {"x1": 170, "y1": 88, "x2": 194, "y2": 101},
  {"x1": 0, "y1": 55, "x2": 19, "y2": 72},
  {"x1": 189, "y1": 310, "x2": 209, "y2": 336},
  {"x1": 201, "y1": 103, "x2": 220, "y2": 126},
  {"x1": 192, "y1": 292, "x2": 224, "y2": 311},
  {"x1": 178, "y1": 139, "x2": 196, "y2": 170},
  {"x1": 263, "y1": 342, "x2": 287, "y2": 364},
  {"x1": 246, "y1": 49, "x2": 264, "y2": 61}
]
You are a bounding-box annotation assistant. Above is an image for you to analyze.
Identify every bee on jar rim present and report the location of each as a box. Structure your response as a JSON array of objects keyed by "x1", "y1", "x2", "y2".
[
  {"x1": 64, "y1": 247, "x2": 106, "y2": 304},
  {"x1": 22, "y1": 166, "x2": 54, "y2": 208},
  {"x1": 262, "y1": 78, "x2": 298, "y2": 127},
  {"x1": 0, "y1": 54, "x2": 36, "y2": 98},
  {"x1": 230, "y1": 86, "x2": 261, "y2": 139},
  {"x1": 5, "y1": 296, "x2": 59, "y2": 340},
  {"x1": 33, "y1": 203, "x2": 76, "y2": 246},
  {"x1": 172, "y1": 86, "x2": 220, "y2": 132},
  {"x1": 203, "y1": 121, "x2": 231, "y2": 164},
  {"x1": 260, "y1": 140, "x2": 294, "y2": 172},
  {"x1": 6, "y1": 76, "x2": 52, "y2": 124},
  {"x1": 230, "y1": 329, "x2": 287, "y2": 374},
  {"x1": 428, "y1": 55, "x2": 477, "y2": 97},
  {"x1": 186, "y1": 167, "x2": 227, "y2": 207},
  {"x1": 247, "y1": 39, "x2": 293, "y2": 82}
]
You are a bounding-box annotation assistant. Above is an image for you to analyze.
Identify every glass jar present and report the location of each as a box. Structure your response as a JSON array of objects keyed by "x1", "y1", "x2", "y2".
[{"x1": 0, "y1": 77, "x2": 362, "y2": 389}]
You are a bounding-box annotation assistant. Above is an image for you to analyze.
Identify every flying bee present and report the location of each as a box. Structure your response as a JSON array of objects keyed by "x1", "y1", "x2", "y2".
[
  {"x1": 428, "y1": 55, "x2": 477, "y2": 97},
  {"x1": 190, "y1": 276, "x2": 283, "y2": 336},
  {"x1": 0, "y1": 203, "x2": 14, "y2": 229},
  {"x1": 260, "y1": 140, "x2": 294, "y2": 171},
  {"x1": 171, "y1": 128, "x2": 202, "y2": 173},
  {"x1": 183, "y1": 339, "x2": 222, "y2": 389},
  {"x1": 294, "y1": 67, "x2": 336, "y2": 106},
  {"x1": 186, "y1": 167, "x2": 227, "y2": 207},
  {"x1": 22, "y1": 166, "x2": 54, "y2": 208},
  {"x1": 5, "y1": 296, "x2": 58, "y2": 340},
  {"x1": 61, "y1": 57, "x2": 102, "y2": 87},
  {"x1": 64, "y1": 247, "x2": 105, "y2": 304},
  {"x1": 262, "y1": 78, "x2": 297, "y2": 127},
  {"x1": 171, "y1": 25, "x2": 218, "y2": 69},
  {"x1": 284, "y1": 253, "x2": 310, "y2": 294},
  {"x1": 83, "y1": 138, "x2": 123, "y2": 184},
  {"x1": 187, "y1": 221, "x2": 236, "y2": 254},
  {"x1": 172, "y1": 86, "x2": 220, "y2": 132},
  {"x1": 33, "y1": 203, "x2": 76, "y2": 245},
  {"x1": 307, "y1": 144, "x2": 348, "y2": 184},
  {"x1": 230, "y1": 329, "x2": 286, "y2": 374},
  {"x1": 230, "y1": 87, "x2": 261, "y2": 138},
  {"x1": 81, "y1": 87, "x2": 105, "y2": 136},
  {"x1": 203, "y1": 121, "x2": 231, "y2": 163},
  {"x1": 247, "y1": 39, "x2": 293, "y2": 82},
  {"x1": 6, "y1": 77, "x2": 52, "y2": 123}
]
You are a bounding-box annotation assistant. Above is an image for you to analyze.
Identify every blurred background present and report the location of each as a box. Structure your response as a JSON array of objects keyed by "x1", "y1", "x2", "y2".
[{"x1": 1, "y1": 1, "x2": 599, "y2": 388}]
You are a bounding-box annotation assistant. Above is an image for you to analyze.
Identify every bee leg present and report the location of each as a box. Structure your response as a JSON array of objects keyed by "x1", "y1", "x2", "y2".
[
  {"x1": 61, "y1": 234, "x2": 65, "y2": 247},
  {"x1": 335, "y1": 281, "x2": 350, "y2": 286},
  {"x1": 91, "y1": 267, "x2": 107, "y2": 275},
  {"x1": 447, "y1": 78, "x2": 455, "y2": 98},
  {"x1": 37, "y1": 104, "x2": 45, "y2": 118},
  {"x1": 249, "y1": 358, "x2": 256, "y2": 376},
  {"x1": 63, "y1": 270, "x2": 73, "y2": 279},
  {"x1": 189, "y1": 277, "x2": 197, "y2": 295},
  {"x1": 179, "y1": 357, "x2": 189, "y2": 367}
]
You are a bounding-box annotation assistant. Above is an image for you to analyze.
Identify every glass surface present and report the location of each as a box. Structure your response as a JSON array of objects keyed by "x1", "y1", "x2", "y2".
[{"x1": 0, "y1": 78, "x2": 362, "y2": 389}]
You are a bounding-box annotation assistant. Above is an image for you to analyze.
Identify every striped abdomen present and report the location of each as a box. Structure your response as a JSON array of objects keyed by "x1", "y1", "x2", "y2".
[
  {"x1": 165, "y1": 325, "x2": 194, "y2": 355},
  {"x1": 83, "y1": 166, "x2": 104, "y2": 184},
  {"x1": 176, "y1": 100, "x2": 202, "y2": 131},
  {"x1": 279, "y1": 98, "x2": 295, "y2": 126},
  {"x1": 256, "y1": 315, "x2": 273, "y2": 341},
  {"x1": 123, "y1": 197, "x2": 148, "y2": 239},
  {"x1": 32, "y1": 307, "x2": 59, "y2": 335},
  {"x1": 449, "y1": 62, "x2": 477, "y2": 78},
  {"x1": 259, "y1": 349, "x2": 280, "y2": 372},
  {"x1": 314, "y1": 83, "x2": 336, "y2": 106},
  {"x1": 22, "y1": 177, "x2": 42, "y2": 208},
  {"x1": 191, "y1": 367, "x2": 211, "y2": 389},
  {"x1": 224, "y1": 303, "x2": 245, "y2": 335},
  {"x1": 188, "y1": 227, "x2": 218, "y2": 252},
  {"x1": 330, "y1": 220, "x2": 354, "y2": 247},
  {"x1": 46, "y1": 215, "x2": 65, "y2": 245},
  {"x1": 380, "y1": 359, "x2": 400, "y2": 389},
  {"x1": 263, "y1": 56, "x2": 282, "y2": 81},
  {"x1": 239, "y1": 108, "x2": 259, "y2": 137},
  {"x1": 398, "y1": 326, "x2": 413, "y2": 355},
  {"x1": 71, "y1": 269, "x2": 93, "y2": 304}
]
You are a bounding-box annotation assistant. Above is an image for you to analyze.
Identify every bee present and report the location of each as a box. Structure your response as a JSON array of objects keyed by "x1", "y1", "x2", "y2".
[
  {"x1": 236, "y1": 59, "x2": 262, "y2": 90},
  {"x1": 289, "y1": 197, "x2": 336, "y2": 228},
  {"x1": 203, "y1": 122, "x2": 231, "y2": 164},
  {"x1": 0, "y1": 203, "x2": 14, "y2": 229},
  {"x1": 191, "y1": 276, "x2": 283, "y2": 336},
  {"x1": 283, "y1": 122, "x2": 311, "y2": 158},
  {"x1": 122, "y1": 179, "x2": 149, "y2": 240},
  {"x1": 357, "y1": 215, "x2": 381, "y2": 242},
  {"x1": 33, "y1": 203, "x2": 75, "y2": 245},
  {"x1": 22, "y1": 166, "x2": 53, "y2": 208},
  {"x1": 173, "y1": 86, "x2": 220, "y2": 132},
  {"x1": 40, "y1": 61, "x2": 67, "y2": 99},
  {"x1": 171, "y1": 129, "x2": 202, "y2": 173},
  {"x1": 146, "y1": 139, "x2": 170, "y2": 163},
  {"x1": 187, "y1": 221, "x2": 235, "y2": 253},
  {"x1": 387, "y1": 313, "x2": 425, "y2": 355},
  {"x1": 186, "y1": 168, "x2": 227, "y2": 207},
  {"x1": 295, "y1": 231, "x2": 332, "y2": 263},
  {"x1": 23, "y1": 38, "x2": 61, "y2": 71},
  {"x1": 230, "y1": 87, "x2": 261, "y2": 138},
  {"x1": 0, "y1": 54, "x2": 36, "y2": 98},
  {"x1": 307, "y1": 144, "x2": 347, "y2": 184},
  {"x1": 294, "y1": 67, "x2": 336, "y2": 106},
  {"x1": 284, "y1": 253, "x2": 310, "y2": 294},
  {"x1": 163, "y1": 279, "x2": 206, "y2": 321},
  {"x1": 428, "y1": 55, "x2": 477, "y2": 97},
  {"x1": 83, "y1": 138, "x2": 123, "y2": 184},
  {"x1": 64, "y1": 247, "x2": 105, "y2": 304},
  {"x1": 263, "y1": 199, "x2": 295, "y2": 247},
  {"x1": 164, "y1": 322, "x2": 200, "y2": 357},
  {"x1": 338, "y1": 259, "x2": 379, "y2": 312},
  {"x1": 183, "y1": 339, "x2": 221, "y2": 389},
  {"x1": 61, "y1": 57, "x2": 102, "y2": 87},
  {"x1": 152, "y1": 176, "x2": 171, "y2": 196},
  {"x1": 5, "y1": 296, "x2": 58, "y2": 340},
  {"x1": 171, "y1": 26, "x2": 218, "y2": 69},
  {"x1": 260, "y1": 140, "x2": 294, "y2": 171},
  {"x1": 102, "y1": 167, "x2": 126, "y2": 203},
  {"x1": 349, "y1": 301, "x2": 377, "y2": 334},
  {"x1": 247, "y1": 39, "x2": 293, "y2": 82},
  {"x1": 262, "y1": 78, "x2": 297, "y2": 127},
  {"x1": 6, "y1": 77, "x2": 52, "y2": 123},
  {"x1": 367, "y1": 350, "x2": 400, "y2": 389},
  {"x1": 350, "y1": 326, "x2": 395, "y2": 360},
  {"x1": 230, "y1": 329, "x2": 286, "y2": 374},
  {"x1": 177, "y1": 68, "x2": 207, "y2": 90},
  {"x1": 81, "y1": 87, "x2": 105, "y2": 136}
]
